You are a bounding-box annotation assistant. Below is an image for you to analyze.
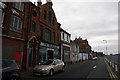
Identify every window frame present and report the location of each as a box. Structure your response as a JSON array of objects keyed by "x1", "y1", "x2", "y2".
[
  {"x1": 0, "y1": 8, "x2": 5, "y2": 27},
  {"x1": 10, "y1": 15, "x2": 23, "y2": 33},
  {"x1": 12, "y1": 2, "x2": 24, "y2": 12}
]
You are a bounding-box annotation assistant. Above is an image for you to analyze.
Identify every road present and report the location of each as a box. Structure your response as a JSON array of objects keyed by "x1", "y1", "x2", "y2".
[{"x1": 20, "y1": 57, "x2": 111, "y2": 80}]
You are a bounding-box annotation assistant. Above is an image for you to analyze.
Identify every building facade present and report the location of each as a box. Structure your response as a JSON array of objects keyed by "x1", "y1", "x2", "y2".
[
  {"x1": 37, "y1": 1, "x2": 61, "y2": 64},
  {"x1": 74, "y1": 37, "x2": 92, "y2": 60},
  {"x1": 1, "y1": 2, "x2": 29, "y2": 69},
  {"x1": 1, "y1": 0, "x2": 61, "y2": 70},
  {"x1": 60, "y1": 28, "x2": 71, "y2": 63},
  {"x1": 70, "y1": 40, "x2": 79, "y2": 63}
]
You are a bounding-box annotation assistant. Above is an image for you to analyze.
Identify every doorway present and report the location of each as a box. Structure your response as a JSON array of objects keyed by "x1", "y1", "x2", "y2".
[
  {"x1": 47, "y1": 50, "x2": 53, "y2": 59},
  {"x1": 28, "y1": 47, "x2": 33, "y2": 67}
]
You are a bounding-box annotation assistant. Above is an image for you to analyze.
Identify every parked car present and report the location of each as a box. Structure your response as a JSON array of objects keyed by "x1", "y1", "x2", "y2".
[
  {"x1": 0, "y1": 59, "x2": 20, "y2": 80},
  {"x1": 92, "y1": 57, "x2": 98, "y2": 60},
  {"x1": 33, "y1": 59, "x2": 65, "y2": 76}
]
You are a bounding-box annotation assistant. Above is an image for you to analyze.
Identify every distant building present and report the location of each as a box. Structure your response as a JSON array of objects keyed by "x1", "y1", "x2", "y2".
[
  {"x1": 70, "y1": 40, "x2": 79, "y2": 62},
  {"x1": 74, "y1": 37, "x2": 92, "y2": 60},
  {"x1": 60, "y1": 28, "x2": 71, "y2": 63}
]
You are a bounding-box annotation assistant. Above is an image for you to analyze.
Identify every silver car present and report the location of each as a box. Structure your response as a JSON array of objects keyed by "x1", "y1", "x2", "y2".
[{"x1": 33, "y1": 59, "x2": 65, "y2": 76}]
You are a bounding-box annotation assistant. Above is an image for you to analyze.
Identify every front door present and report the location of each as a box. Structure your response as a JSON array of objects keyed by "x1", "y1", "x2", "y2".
[
  {"x1": 47, "y1": 50, "x2": 53, "y2": 59},
  {"x1": 28, "y1": 47, "x2": 33, "y2": 67}
]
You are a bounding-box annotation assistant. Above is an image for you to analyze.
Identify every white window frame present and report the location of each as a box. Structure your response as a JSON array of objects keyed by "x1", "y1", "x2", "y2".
[
  {"x1": 10, "y1": 15, "x2": 22, "y2": 33},
  {"x1": 0, "y1": 8, "x2": 4, "y2": 27}
]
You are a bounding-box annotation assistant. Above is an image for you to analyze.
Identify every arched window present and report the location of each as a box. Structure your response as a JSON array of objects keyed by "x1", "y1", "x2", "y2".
[
  {"x1": 44, "y1": 10, "x2": 47, "y2": 20},
  {"x1": 32, "y1": 10, "x2": 37, "y2": 17},
  {"x1": 48, "y1": 11, "x2": 51, "y2": 23}
]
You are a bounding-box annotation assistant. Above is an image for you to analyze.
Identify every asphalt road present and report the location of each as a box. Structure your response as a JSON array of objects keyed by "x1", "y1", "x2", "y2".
[{"x1": 20, "y1": 57, "x2": 111, "y2": 80}]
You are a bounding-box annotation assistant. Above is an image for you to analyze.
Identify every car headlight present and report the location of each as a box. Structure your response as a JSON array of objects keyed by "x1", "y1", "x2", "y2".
[{"x1": 41, "y1": 68, "x2": 48, "y2": 71}]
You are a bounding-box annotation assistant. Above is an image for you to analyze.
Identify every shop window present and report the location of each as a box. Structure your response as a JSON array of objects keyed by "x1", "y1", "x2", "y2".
[
  {"x1": 0, "y1": 8, "x2": 4, "y2": 27},
  {"x1": 10, "y1": 15, "x2": 22, "y2": 32},
  {"x1": 45, "y1": 29, "x2": 51, "y2": 42},
  {"x1": 48, "y1": 11, "x2": 51, "y2": 23},
  {"x1": 53, "y1": 32, "x2": 55, "y2": 43},
  {"x1": 13, "y1": 2, "x2": 24, "y2": 12},
  {"x1": 44, "y1": 10, "x2": 46, "y2": 20},
  {"x1": 32, "y1": 10, "x2": 37, "y2": 17},
  {"x1": 32, "y1": 21, "x2": 36, "y2": 32},
  {"x1": 39, "y1": 25, "x2": 43, "y2": 38}
]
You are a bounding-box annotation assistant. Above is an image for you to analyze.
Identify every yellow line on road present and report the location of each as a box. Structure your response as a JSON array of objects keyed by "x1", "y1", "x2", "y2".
[{"x1": 104, "y1": 58, "x2": 117, "y2": 80}]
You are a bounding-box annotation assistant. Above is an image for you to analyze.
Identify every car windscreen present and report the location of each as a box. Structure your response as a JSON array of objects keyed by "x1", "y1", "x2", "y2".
[{"x1": 41, "y1": 60, "x2": 53, "y2": 65}]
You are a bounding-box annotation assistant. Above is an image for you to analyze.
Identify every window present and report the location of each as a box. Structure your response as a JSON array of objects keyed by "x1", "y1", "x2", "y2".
[
  {"x1": 32, "y1": 21, "x2": 36, "y2": 32},
  {"x1": 57, "y1": 26, "x2": 59, "y2": 30},
  {"x1": 45, "y1": 29, "x2": 51, "y2": 42},
  {"x1": 67, "y1": 35, "x2": 69, "y2": 41},
  {"x1": 63, "y1": 33, "x2": 64, "y2": 40},
  {"x1": 13, "y1": 2, "x2": 24, "y2": 12},
  {"x1": 10, "y1": 15, "x2": 22, "y2": 32},
  {"x1": 57, "y1": 34, "x2": 59, "y2": 44},
  {"x1": 52, "y1": 17, "x2": 55, "y2": 25},
  {"x1": 32, "y1": 10, "x2": 37, "y2": 17},
  {"x1": 53, "y1": 32, "x2": 55, "y2": 43},
  {"x1": 48, "y1": 11, "x2": 51, "y2": 23},
  {"x1": 40, "y1": 25, "x2": 43, "y2": 38},
  {"x1": 0, "y1": 8, "x2": 4, "y2": 27},
  {"x1": 44, "y1": 10, "x2": 46, "y2": 20}
]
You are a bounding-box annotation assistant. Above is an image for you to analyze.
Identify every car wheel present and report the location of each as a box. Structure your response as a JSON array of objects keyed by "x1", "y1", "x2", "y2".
[
  {"x1": 49, "y1": 69, "x2": 54, "y2": 76},
  {"x1": 10, "y1": 76, "x2": 18, "y2": 80},
  {"x1": 62, "y1": 66, "x2": 65, "y2": 72}
]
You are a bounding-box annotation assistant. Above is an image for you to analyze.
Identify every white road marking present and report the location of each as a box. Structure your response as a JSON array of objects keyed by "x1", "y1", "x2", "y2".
[{"x1": 93, "y1": 66, "x2": 96, "y2": 69}]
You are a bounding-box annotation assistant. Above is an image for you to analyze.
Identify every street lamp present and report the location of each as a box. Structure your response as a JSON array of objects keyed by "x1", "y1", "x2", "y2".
[{"x1": 103, "y1": 40, "x2": 108, "y2": 55}]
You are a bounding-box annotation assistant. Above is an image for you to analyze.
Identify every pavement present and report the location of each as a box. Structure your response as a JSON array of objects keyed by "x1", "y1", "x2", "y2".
[{"x1": 20, "y1": 57, "x2": 118, "y2": 80}]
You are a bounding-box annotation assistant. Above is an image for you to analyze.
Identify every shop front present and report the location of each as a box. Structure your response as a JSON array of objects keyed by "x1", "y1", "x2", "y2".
[{"x1": 38, "y1": 42, "x2": 60, "y2": 64}]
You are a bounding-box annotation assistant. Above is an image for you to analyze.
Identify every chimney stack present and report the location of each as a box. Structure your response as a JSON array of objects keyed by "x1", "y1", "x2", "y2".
[
  {"x1": 46, "y1": 0, "x2": 53, "y2": 6},
  {"x1": 37, "y1": 0, "x2": 42, "y2": 6}
]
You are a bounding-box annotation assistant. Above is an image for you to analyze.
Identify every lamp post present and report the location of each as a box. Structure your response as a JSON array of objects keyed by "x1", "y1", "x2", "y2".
[{"x1": 103, "y1": 40, "x2": 108, "y2": 55}]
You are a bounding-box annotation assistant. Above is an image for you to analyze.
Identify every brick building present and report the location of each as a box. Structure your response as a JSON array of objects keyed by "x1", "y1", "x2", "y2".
[
  {"x1": 60, "y1": 28, "x2": 71, "y2": 63},
  {"x1": 1, "y1": 0, "x2": 61, "y2": 70},
  {"x1": 74, "y1": 37, "x2": 92, "y2": 59},
  {"x1": 70, "y1": 40, "x2": 79, "y2": 63},
  {"x1": 37, "y1": 0, "x2": 61, "y2": 64},
  {"x1": 1, "y1": 2, "x2": 29, "y2": 69}
]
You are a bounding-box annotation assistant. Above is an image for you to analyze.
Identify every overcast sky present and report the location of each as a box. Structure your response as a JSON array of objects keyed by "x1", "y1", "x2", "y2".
[{"x1": 30, "y1": 0, "x2": 119, "y2": 55}]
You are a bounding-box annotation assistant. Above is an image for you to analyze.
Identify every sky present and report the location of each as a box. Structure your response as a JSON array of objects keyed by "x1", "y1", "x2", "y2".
[{"x1": 30, "y1": 0, "x2": 119, "y2": 55}]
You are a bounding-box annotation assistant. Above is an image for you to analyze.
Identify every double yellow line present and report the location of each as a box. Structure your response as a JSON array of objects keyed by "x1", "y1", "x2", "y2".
[{"x1": 104, "y1": 59, "x2": 117, "y2": 80}]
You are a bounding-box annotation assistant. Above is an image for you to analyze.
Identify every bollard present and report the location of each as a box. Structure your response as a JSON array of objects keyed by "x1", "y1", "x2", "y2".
[
  {"x1": 115, "y1": 65, "x2": 118, "y2": 72},
  {"x1": 112, "y1": 63, "x2": 114, "y2": 68}
]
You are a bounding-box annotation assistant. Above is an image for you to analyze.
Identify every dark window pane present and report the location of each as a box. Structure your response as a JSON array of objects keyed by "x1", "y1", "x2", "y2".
[
  {"x1": 32, "y1": 21, "x2": 36, "y2": 32},
  {"x1": 32, "y1": 10, "x2": 37, "y2": 17},
  {"x1": 44, "y1": 10, "x2": 46, "y2": 20},
  {"x1": 48, "y1": 11, "x2": 51, "y2": 23}
]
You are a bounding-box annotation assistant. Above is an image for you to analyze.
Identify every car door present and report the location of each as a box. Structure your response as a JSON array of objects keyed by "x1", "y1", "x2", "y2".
[
  {"x1": 53, "y1": 60, "x2": 59, "y2": 72},
  {"x1": 57, "y1": 60, "x2": 64, "y2": 70}
]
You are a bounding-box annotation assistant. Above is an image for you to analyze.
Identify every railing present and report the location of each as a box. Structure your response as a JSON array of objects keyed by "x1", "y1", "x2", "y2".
[{"x1": 105, "y1": 55, "x2": 120, "y2": 78}]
